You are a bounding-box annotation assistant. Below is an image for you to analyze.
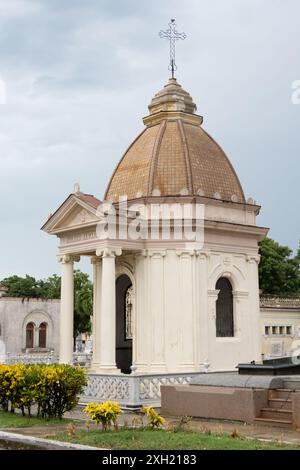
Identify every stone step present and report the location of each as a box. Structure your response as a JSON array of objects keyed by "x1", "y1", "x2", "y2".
[
  {"x1": 260, "y1": 408, "x2": 292, "y2": 421},
  {"x1": 268, "y1": 398, "x2": 292, "y2": 410},
  {"x1": 254, "y1": 417, "x2": 293, "y2": 429},
  {"x1": 268, "y1": 389, "x2": 293, "y2": 400},
  {"x1": 283, "y1": 379, "x2": 300, "y2": 390}
]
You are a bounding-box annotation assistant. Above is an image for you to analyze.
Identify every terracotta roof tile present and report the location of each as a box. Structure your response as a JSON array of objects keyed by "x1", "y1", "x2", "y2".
[{"x1": 76, "y1": 193, "x2": 101, "y2": 209}]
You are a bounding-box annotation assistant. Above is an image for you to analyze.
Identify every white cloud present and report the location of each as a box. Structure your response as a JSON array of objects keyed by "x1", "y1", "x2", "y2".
[{"x1": 0, "y1": 0, "x2": 40, "y2": 18}]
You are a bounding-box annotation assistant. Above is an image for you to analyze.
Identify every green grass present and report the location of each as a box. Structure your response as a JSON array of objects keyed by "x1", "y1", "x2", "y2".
[
  {"x1": 1, "y1": 410, "x2": 299, "y2": 450},
  {"x1": 50, "y1": 428, "x2": 300, "y2": 450},
  {"x1": 0, "y1": 410, "x2": 71, "y2": 428}
]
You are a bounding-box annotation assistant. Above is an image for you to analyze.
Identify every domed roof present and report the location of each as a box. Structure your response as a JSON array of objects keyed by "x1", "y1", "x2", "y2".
[{"x1": 105, "y1": 79, "x2": 245, "y2": 203}]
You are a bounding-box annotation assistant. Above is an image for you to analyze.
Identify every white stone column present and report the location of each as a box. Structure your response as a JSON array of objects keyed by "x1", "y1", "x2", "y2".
[
  {"x1": 96, "y1": 247, "x2": 121, "y2": 373},
  {"x1": 246, "y1": 255, "x2": 262, "y2": 362},
  {"x1": 58, "y1": 254, "x2": 79, "y2": 364},
  {"x1": 176, "y1": 250, "x2": 195, "y2": 372},
  {"x1": 207, "y1": 289, "x2": 220, "y2": 370},
  {"x1": 34, "y1": 325, "x2": 39, "y2": 349},
  {"x1": 196, "y1": 250, "x2": 210, "y2": 371},
  {"x1": 148, "y1": 250, "x2": 166, "y2": 373},
  {"x1": 91, "y1": 256, "x2": 102, "y2": 370},
  {"x1": 134, "y1": 250, "x2": 150, "y2": 373}
]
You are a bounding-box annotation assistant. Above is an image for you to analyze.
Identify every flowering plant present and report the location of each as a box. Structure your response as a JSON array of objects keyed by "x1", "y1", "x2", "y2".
[
  {"x1": 142, "y1": 406, "x2": 165, "y2": 429},
  {"x1": 84, "y1": 400, "x2": 122, "y2": 430}
]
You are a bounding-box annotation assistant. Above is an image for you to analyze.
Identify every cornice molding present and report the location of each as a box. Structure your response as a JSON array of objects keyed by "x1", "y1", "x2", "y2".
[
  {"x1": 233, "y1": 291, "x2": 249, "y2": 299},
  {"x1": 208, "y1": 289, "x2": 220, "y2": 299}
]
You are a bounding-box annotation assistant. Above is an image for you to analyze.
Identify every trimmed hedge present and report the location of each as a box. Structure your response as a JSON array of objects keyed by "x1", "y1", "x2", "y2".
[{"x1": 0, "y1": 363, "x2": 86, "y2": 418}]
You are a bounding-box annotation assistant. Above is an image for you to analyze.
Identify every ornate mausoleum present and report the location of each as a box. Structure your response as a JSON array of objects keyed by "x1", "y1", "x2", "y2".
[{"x1": 42, "y1": 78, "x2": 268, "y2": 406}]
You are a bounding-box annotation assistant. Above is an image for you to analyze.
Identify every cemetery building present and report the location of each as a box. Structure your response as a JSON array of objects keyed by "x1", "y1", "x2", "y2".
[
  {"x1": 0, "y1": 296, "x2": 60, "y2": 359},
  {"x1": 260, "y1": 296, "x2": 300, "y2": 359},
  {"x1": 41, "y1": 77, "x2": 271, "y2": 406}
]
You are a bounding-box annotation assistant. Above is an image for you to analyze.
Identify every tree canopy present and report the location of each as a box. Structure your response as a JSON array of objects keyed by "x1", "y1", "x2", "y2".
[{"x1": 258, "y1": 237, "x2": 300, "y2": 296}]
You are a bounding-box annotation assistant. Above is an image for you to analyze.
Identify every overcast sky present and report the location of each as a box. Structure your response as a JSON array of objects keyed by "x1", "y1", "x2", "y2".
[{"x1": 0, "y1": 0, "x2": 299, "y2": 279}]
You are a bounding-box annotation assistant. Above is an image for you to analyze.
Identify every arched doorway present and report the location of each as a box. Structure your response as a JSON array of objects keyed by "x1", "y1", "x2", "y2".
[
  {"x1": 39, "y1": 322, "x2": 47, "y2": 348},
  {"x1": 26, "y1": 322, "x2": 35, "y2": 348},
  {"x1": 216, "y1": 277, "x2": 234, "y2": 337},
  {"x1": 116, "y1": 274, "x2": 133, "y2": 374}
]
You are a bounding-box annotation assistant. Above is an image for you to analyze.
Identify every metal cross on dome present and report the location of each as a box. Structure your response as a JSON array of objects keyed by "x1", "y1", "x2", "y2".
[{"x1": 159, "y1": 19, "x2": 186, "y2": 79}]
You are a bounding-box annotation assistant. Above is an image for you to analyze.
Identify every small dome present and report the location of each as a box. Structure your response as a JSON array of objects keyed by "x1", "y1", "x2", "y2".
[
  {"x1": 147, "y1": 77, "x2": 197, "y2": 116},
  {"x1": 105, "y1": 79, "x2": 245, "y2": 203}
]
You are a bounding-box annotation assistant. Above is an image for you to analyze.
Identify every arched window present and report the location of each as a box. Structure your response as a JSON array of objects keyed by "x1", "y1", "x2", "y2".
[
  {"x1": 39, "y1": 322, "x2": 47, "y2": 348},
  {"x1": 216, "y1": 278, "x2": 234, "y2": 337},
  {"x1": 26, "y1": 322, "x2": 35, "y2": 348}
]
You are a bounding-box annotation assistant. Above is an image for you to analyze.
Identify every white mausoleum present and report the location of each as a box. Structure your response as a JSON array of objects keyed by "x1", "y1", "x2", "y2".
[{"x1": 42, "y1": 79, "x2": 268, "y2": 406}]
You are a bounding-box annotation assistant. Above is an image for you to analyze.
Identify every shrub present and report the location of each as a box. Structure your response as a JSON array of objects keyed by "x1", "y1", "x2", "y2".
[
  {"x1": 0, "y1": 364, "x2": 34, "y2": 414},
  {"x1": 142, "y1": 406, "x2": 165, "y2": 429},
  {"x1": 10, "y1": 364, "x2": 38, "y2": 416},
  {"x1": 0, "y1": 364, "x2": 13, "y2": 411},
  {"x1": 36, "y1": 364, "x2": 87, "y2": 419},
  {"x1": 0, "y1": 363, "x2": 86, "y2": 419},
  {"x1": 84, "y1": 401, "x2": 123, "y2": 430}
]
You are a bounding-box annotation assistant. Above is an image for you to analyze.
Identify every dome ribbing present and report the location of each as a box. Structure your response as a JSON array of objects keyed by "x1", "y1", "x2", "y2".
[{"x1": 105, "y1": 79, "x2": 245, "y2": 204}]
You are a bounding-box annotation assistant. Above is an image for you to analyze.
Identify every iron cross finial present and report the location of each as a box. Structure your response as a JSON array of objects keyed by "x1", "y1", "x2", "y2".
[{"x1": 159, "y1": 19, "x2": 186, "y2": 79}]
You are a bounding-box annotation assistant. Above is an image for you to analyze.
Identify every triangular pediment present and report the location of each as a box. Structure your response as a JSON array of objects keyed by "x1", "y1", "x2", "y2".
[
  {"x1": 42, "y1": 193, "x2": 102, "y2": 234},
  {"x1": 59, "y1": 204, "x2": 99, "y2": 229}
]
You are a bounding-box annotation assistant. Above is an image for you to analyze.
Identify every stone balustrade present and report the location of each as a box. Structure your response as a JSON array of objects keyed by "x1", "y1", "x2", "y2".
[{"x1": 260, "y1": 296, "x2": 300, "y2": 309}]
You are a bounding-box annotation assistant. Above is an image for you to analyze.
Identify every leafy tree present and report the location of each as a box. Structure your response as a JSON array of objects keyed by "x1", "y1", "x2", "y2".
[
  {"x1": 39, "y1": 274, "x2": 61, "y2": 299},
  {"x1": 259, "y1": 237, "x2": 300, "y2": 296},
  {"x1": 1, "y1": 275, "x2": 39, "y2": 298},
  {"x1": 73, "y1": 270, "x2": 92, "y2": 337}
]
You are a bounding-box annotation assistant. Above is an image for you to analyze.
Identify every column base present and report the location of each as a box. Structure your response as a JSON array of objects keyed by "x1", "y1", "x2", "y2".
[{"x1": 90, "y1": 363, "x2": 121, "y2": 374}]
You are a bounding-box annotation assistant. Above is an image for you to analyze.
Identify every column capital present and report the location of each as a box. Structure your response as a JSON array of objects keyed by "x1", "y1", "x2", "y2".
[
  {"x1": 96, "y1": 247, "x2": 122, "y2": 258},
  {"x1": 90, "y1": 255, "x2": 102, "y2": 265},
  {"x1": 195, "y1": 250, "x2": 210, "y2": 260},
  {"x1": 246, "y1": 254, "x2": 261, "y2": 264},
  {"x1": 134, "y1": 249, "x2": 149, "y2": 259},
  {"x1": 147, "y1": 249, "x2": 166, "y2": 258},
  {"x1": 176, "y1": 249, "x2": 196, "y2": 258},
  {"x1": 57, "y1": 254, "x2": 80, "y2": 264}
]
